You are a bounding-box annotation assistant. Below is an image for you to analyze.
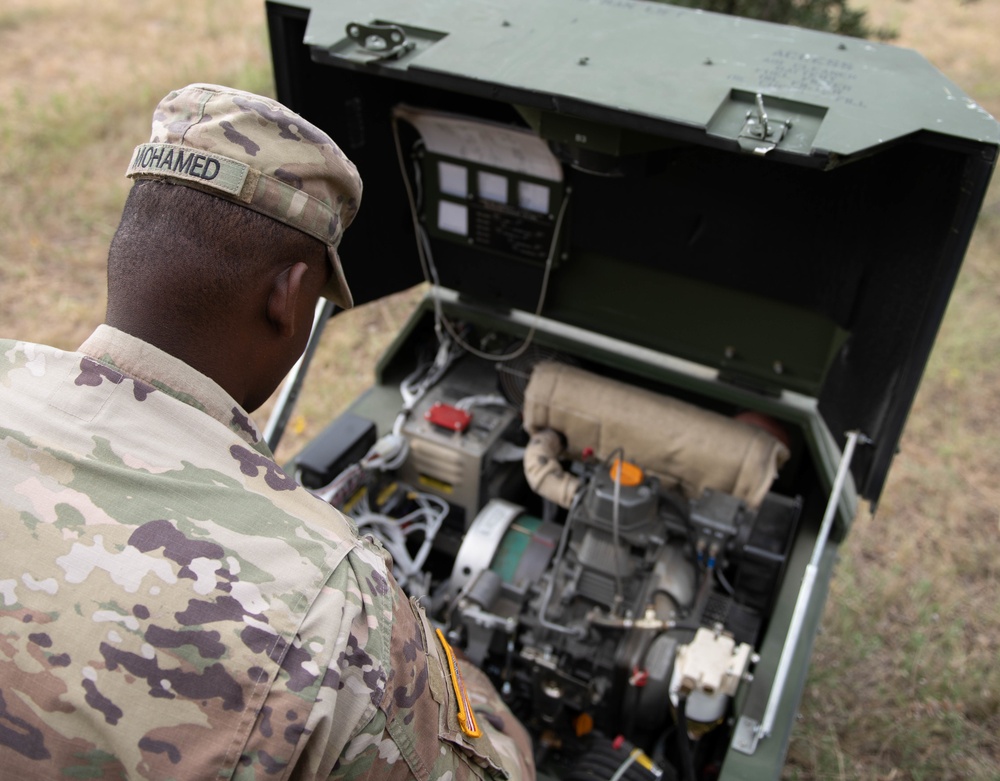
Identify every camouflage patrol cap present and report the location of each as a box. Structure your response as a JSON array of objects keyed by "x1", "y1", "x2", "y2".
[{"x1": 125, "y1": 83, "x2": 361, "y2": 309}]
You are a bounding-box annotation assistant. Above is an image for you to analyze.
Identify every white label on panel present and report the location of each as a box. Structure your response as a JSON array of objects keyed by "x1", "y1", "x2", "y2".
[
  {"x1": 438, "y1": 200, "x2": 469, "y2": 236},
  {"x1": 438, "y1": 161, "x2": 468, "y2": 198},
  {"x1": 477, "y1": 170, "x2": 509, "y2": 203},
  {"x1": 519, "y1": 181, "x2": 550, "y2": 214}
]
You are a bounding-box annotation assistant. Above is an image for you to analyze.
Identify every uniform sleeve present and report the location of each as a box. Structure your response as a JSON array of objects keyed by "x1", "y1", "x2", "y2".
[
  {"x1": 328, "y1": 569, "x2": 535, "y2": 781},
  {"x1": 232, "y1": 542, "x2": 393, "y2": 779}
]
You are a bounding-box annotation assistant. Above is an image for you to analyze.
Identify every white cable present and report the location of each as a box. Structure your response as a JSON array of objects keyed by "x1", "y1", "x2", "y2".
[
  {"x1": 394, "y1": 335, "x2": 461, "y2": 436},
  {"x1": 313, "y1": 463, "x2": 365, "y2": 507},
  {"x1": 608, "y1": 752, "x2": 640, "y2": 781},
  {"x1": 455, "y1": 393, "x2": 511, "y2": 412},
  {"x1": 353, "y1": 488, "x2": 449, "y2": 590},
  {"x1": 361, "y1": 433, "x2": 410, "y2": 472},
  {"x1": 610, "y1": 448, "x2": 626, "y2": 611},
  {"x1": 417, "y1": 197, "x2": 568, "y2": 362},
  {"x1": 391, "y1": 111, "x2": 570, "y2": 364}
]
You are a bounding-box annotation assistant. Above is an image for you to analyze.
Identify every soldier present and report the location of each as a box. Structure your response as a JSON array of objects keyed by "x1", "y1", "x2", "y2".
[{"x1": 0, "y1": 83, "x2": 534, "y2": 781}]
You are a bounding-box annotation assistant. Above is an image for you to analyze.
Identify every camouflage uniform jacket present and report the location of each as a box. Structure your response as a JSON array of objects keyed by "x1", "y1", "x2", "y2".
[{"x1": 0, "y1": 326, "x2": 522, "y2": 781}]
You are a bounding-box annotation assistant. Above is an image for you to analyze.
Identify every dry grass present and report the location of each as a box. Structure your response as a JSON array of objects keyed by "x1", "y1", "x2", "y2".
[
  {"x1": 783, "y1": 1, "x2": 1000, "y2": 778},
  {"x1": 0, "y1": 0, "x2": 272, "y2": 350},
  {"x1": 0, "y1": 1, "x2": 997, "y2": 778}
]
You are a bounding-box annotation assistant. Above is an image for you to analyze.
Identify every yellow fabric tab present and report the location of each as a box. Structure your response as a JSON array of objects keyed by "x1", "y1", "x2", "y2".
[{"x1": 435, "y1": 628, "x2": 482, "y2": 738}]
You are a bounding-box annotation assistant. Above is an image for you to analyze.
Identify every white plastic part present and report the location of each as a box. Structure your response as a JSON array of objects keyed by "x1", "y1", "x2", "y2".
[{"x1": 673, "y1": 627, "x2": 753, "y2": 698}]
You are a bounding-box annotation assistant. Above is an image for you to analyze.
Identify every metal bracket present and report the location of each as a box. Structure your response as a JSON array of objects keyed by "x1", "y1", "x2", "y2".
[
  {"x1": 739, "y1": 93, "x2": 791, "y2": 156},
  {"x1": 344, "y1": 22, "x2": 415, "y2": 61},
  {"x1": 732, "y1": 715, "x2": 763, "y2": 754}
]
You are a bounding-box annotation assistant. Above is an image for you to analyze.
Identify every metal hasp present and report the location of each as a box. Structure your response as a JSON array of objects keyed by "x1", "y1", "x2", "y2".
[
  {"x1": 731, "y1": 429, "x2": 868, "y2": 755},
  {"x1": 738, "y1": 93, "x2": 790, "y2": 155},
  {"x1": 344, "y1": 21, "x2": 414, "y2": 61}
]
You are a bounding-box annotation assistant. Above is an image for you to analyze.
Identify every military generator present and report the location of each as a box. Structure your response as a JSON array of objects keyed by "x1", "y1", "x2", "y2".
[{"x1": 264, "y1": 1, "x2": 1000, "y2": 778}]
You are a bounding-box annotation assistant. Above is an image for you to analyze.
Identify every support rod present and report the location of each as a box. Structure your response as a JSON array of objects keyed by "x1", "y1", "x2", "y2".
[
  {"x1": 264, "y1": 296, "x2": 336, "y2": 454},
  {"x1": 757, "y1": 430, "x2": 863, "y2": 742}
]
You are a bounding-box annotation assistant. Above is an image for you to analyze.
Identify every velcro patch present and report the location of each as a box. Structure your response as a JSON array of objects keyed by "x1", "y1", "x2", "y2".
[{"x1": 126, "y1": 143, "x2": 250, "y2": 197}]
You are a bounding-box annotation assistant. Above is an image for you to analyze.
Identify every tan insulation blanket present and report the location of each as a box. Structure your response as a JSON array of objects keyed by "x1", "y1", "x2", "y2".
[{"x1": 522, "y1": 362, "x2": 789, "y2": 508}]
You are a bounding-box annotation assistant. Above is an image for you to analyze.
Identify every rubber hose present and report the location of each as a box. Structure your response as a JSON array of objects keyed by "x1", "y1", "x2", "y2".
[
  {"x1": 675, "y1": 698, "x2": 696, "y2": 781},
  {"x1": 523, "y1": 428, "x2": 580, "y2": 509}
]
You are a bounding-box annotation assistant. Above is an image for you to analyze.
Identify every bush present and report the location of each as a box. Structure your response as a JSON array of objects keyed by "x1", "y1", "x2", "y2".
[{"x1": 650, "y1": 0, "x2": 889, "y2": 39}]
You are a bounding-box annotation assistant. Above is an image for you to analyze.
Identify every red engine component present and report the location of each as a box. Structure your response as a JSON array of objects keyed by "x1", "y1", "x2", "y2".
[{"x1": 426, "y1": 402, "x2": 472, "y2": 432}]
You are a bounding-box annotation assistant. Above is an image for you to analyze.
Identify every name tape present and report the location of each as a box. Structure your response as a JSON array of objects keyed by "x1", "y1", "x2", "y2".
[{"x1": 126, "y1": 143, "x2": 250, "y2": 197}]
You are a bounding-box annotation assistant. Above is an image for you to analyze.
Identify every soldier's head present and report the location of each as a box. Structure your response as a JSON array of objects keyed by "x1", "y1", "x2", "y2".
[{"x1": 106, "y1": 84, "x2": 362, "y2": 411}]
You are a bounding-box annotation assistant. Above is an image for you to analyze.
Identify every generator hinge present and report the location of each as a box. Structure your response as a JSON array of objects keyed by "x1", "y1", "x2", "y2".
[{"x1": 738, "y1": 94, "x2": 791, "y2": 156}]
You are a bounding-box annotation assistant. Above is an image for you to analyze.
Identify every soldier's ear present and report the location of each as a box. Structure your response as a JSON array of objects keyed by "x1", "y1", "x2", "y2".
[{"x1": 266, "y1": 261, "x2": 309, "y2": 338}]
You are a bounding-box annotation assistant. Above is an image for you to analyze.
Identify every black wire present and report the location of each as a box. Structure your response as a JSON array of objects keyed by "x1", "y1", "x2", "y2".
[
  {"x1": 716, "y1": 564, "x2": 736, "y2": 597},
  {"x1": 675, "y1": 697, "x2": 697, "y2": 781}
]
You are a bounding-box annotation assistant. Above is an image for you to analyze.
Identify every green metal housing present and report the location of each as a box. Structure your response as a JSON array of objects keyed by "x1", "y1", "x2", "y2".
[
  {"x1": 265, "y1": 1, "x2": 999, "y2": 777},
  {"x1": 267, "y1": 0, "x2": 998, "y2": 505}
]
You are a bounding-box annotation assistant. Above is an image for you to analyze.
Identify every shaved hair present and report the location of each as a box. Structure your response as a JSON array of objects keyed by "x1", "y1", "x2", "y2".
[{"x1": 107, "y1": 180, "x2": 326, "y2": 328}]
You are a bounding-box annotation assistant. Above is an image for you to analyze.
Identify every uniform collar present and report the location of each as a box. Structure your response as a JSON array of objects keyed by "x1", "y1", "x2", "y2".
[{"x1": 79, "y1": 324, "x2": 272, "y2": 457}]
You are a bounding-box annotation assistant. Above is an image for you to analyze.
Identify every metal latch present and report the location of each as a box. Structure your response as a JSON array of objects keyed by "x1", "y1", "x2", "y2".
[
  {"x1": 739, "y1": 94, "x2": 791, "y2": 156},
  {"x1": 345, "y1": 22, "x2": 415, "y2": 61}
]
